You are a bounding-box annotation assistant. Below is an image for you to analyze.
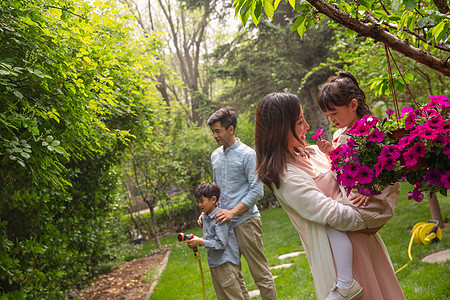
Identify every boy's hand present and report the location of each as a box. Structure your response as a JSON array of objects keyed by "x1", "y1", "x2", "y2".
[
  {"x1": 350, "y1": 193, "x2": 369, "y2": 207},
  {"x1": 316, "y1": 139, "x2": 334, "y2": 154},
  {"x1": 186, "y1": 236, "x2": 204, "y2": 248}
]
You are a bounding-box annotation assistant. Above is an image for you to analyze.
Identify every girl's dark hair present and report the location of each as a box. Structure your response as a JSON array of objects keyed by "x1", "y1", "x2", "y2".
[
  {"x1": 207, "y1": 106, "x2": 237, "y2": 130},
  {"x1": 317, "y1": 71, "x2": 372, "y2": 118},
  {"x1": 255, "y1": 93, "x2": 301, "y2": 190},
  {"x1": 194, "y1": 181, "x2": 220, "y2": 202}
]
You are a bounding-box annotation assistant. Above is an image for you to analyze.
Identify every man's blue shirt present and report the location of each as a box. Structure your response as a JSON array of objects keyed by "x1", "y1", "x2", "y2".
[
  {"x1": 211, "y1": 138, "x2": 263, "y2": 227},
  {"x1": 203, "y1": 206, "x2": 240, "y2": 268}
]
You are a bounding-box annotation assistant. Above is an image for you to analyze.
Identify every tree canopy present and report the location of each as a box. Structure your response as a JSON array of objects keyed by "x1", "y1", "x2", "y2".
[{"x1": 234, "y1": 0, "x2": 450, "y2": 76}]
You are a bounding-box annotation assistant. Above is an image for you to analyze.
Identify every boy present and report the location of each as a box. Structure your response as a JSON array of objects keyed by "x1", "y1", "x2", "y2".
[{"x1": 186, "y1": 182, "x2": 250, "y2": 300}]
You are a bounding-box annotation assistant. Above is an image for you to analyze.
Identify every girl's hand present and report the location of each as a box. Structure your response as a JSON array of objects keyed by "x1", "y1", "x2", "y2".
[
  {"x1": 316, "y1": 139, "x2": 334, "y2": 154},
  {"x1": 350, "y1": 193, "x2": 369, "y2": 207}
]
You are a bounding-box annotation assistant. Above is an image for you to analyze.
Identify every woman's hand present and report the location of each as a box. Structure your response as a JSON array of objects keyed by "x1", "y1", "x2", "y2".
[{"x1": 197, "y1": 212, "x2": 204, "y2": 228}]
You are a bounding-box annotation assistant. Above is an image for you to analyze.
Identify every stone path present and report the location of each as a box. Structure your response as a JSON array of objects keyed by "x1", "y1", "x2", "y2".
[
  {"x1": 247, "y1": 248, "x2": 450, "y2": 298},
  {"x1": 248, "y1": 251, "x2": 305, "y2": 298}
]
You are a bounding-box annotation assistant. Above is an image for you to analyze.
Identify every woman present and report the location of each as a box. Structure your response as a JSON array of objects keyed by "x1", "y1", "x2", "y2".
[{"x1": 254, "y1": 93, "x2": 405, "y2": 300}]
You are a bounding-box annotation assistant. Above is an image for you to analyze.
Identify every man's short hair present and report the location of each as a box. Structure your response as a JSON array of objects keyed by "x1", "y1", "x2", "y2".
[
  {"x1": 194, "y1": 181, "x2": 220, "y2": 202},
  {"x1": 207, "y1": 106, "x2": 237, "y2": 130}
]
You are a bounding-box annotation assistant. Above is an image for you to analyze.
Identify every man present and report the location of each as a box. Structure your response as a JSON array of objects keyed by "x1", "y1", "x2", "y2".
[{"x1": 206, "y1": 106, "x2": 277, "y2": 300}]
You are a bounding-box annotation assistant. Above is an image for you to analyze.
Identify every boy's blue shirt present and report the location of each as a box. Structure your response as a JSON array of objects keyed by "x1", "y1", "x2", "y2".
[{"x1": 202, "y1": 206, "x2": 240, "y2": 268}]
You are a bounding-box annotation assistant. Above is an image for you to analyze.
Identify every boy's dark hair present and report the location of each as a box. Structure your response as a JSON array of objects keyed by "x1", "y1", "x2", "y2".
[
  {"x1": 207, "y1": 106, "x2": 237, "y2": 130},
  {"x1": 194, "y1": 182, "x2": 220, "y2": 202}
]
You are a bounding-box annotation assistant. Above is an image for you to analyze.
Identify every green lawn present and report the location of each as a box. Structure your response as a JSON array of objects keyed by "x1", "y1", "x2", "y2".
[{"x1": 148, "y1": 184, "x2": 450, "y2": 299}]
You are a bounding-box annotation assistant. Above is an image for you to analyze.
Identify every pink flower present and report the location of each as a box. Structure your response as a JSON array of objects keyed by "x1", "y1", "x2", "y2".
[
  {"x1": 444, "y1": 144, "x2": 450, "y2": 159},
  {"x1": 330, "y1": 145, "x2": 346, "y2": 161},
  {"x1": 367, "y1": 128, "x2": 385, "y2": 142},
  {"x1": 357, "y1": 166, "x2": 374, "y2": 185},
  {"x1": 386, "y1": 109, "x2": 395, "y2": 116},
  {"x1": 311, "y1": 128, "x2": 323, "y2": 140}
]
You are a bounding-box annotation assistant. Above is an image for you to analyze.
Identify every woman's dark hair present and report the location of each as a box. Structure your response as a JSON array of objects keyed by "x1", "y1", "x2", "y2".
[
  {"x1": 317, "y1": 71, "x2": 372, "y2": 118},
  {"x1": 194, "y1": 181, "x2": 220, "y2": 203},
  {"x1": 207, "y1": 106, "x2": 237, "y2": 130},
  {"x1": 255, "y1": 93, "x2": 301, "y2": 190}
]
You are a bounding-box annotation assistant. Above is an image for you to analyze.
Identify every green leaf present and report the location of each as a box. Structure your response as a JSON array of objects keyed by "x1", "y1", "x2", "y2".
[
  {"x1": 251, "y1": 1, "x2": 262, "y2": 26},
  {"x1": 20, "y1": 152, "x2": 30, "y2": 159},
  {"x1": 54, "y1": 146, "x2": 67, "y2": 155},
  {"x1": 45, "y1": 136, "x2": 54, "y2": 143},
  {"x1": 432, "y1": 21, "x2": 449, "y2": 43},
  {"x1": 263, "y1": 0, "x2": 274, "y2": 19},
  {"x1": 289, "y1": 0, "x2": 295, "y2": 9},
  {"x1": 51, "y1": 140, "x2": 61, "y2": 147},
  {"x1": 297, "y1": 18, "x2": 308, "y2": 38},
  {"x1": 13, "y1": 90, "x2": 23, "y2": 99},
  {"x1": 402, "y1": 0, "x2": 416, "y2": 11},
  {"x1": 291, "y1": 15, "x2": 305, "y2": 33},
  {"x1": 273, "y1": 0, "x2": 281, "y2": 10}
]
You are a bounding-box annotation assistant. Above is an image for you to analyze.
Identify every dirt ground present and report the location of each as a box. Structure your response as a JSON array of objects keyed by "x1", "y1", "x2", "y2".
[{"x1": 78, "y1": 252, "x2": 168, "y2": 300}]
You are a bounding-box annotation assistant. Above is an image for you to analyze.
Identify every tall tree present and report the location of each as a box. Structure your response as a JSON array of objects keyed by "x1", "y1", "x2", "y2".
[{"x1": 123, "y1": 0, "x2": 229, "y2": 125}]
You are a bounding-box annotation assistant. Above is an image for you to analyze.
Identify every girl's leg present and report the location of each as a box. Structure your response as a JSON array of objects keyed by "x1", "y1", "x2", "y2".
[{"x1": 325, "y1": 225, "x2": 354, "y2": 298}]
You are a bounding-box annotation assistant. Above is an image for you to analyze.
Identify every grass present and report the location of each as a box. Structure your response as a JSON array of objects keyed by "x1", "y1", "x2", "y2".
[{"x1": 146, "y1": 183, "x2": 449, "y2": 299}]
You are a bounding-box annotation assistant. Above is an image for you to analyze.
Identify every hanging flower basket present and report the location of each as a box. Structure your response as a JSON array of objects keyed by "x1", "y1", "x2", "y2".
[{"x1": 330, "y1": 95, "x2": 450, "y2": 202}]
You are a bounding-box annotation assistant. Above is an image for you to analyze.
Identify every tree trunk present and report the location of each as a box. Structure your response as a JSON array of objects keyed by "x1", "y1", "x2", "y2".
[
  {"x1": 149, "y1": 205, "x2": 161, "y2": 249},
  {"x1": 427, "y1": 192, "x2": 443, "y2": 225}
]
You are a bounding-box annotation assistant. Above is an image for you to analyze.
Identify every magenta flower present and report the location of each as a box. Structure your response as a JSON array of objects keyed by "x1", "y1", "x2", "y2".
[
  {"x1": 330, "y1": 145, "x2": 346, "y2": 161},
  {"x1": 386, "y1": 109, "x2": 395, "y2": 116},
  {"x1": 348, "y1": 121, "x2": 371, "y2": 135},
  {"x1": 444, "y1": 144, "x2": 450, "y2": 159},
  {"x1": 425, "y1": 169, "x2": 441, "y2": 187},
  {"x1": 343, "y1": 162, "x2": 360, "y2": 177},
  {"x1": 403, "y1": 150, "x2": 418, "y2": 168},
  {"x1": 441, "y1": 171, "x2": 450, "y2": 189},
  {"x1": 367, "y1": 128, "x2": 385, "y2": 142},
  {"x1": 397, "y1": 136, "x2": 413, "y2": 151},
  {"x1": 362, "y1": 115, "x2": 377, "y2": 127},
  {"x1": 401, "y1": 107, "x2": 414, "y2": 117},
  {"x1": 442, "y1": 121, "x2": 450, "y2": 133},
  {"x1": 357, "y1": 166, "x2": 374, "y2": 185},
  {"x1": 410, "y1": 140, "x2": 426, "y2": 157},
  {"x1": 380, "y1": 155, "x2": 397, "y2": 170},
  {"x1": 408, "y1": 186, "x2": 424, "y2": 202},
  {"x1": 425, "y1": 115, "x2": 445, "y2": 128},
  {"x1": 311, "y1": 128, "x2": 323, "y2": 140},
  {"x1": 380, "y1": 145, "x2": 401, "y2": 159},
  {"x1": 404, "y1": 112, "x2": 417, "y2": 130},
  {"x1": 341, "y1": 172, "x2": 357, "y2": 189},
  {"x1": 373, "y1": 162, "x2": 383, "y2": 177},
  {"x1": 417, "y1": 124, "x2": 439, "y2": 140}
]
